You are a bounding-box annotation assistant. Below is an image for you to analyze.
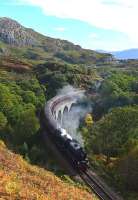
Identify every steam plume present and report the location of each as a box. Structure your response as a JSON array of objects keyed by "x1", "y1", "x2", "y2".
[{"x1": 57, "y1": 85, "x2": 92, "y2": 146}]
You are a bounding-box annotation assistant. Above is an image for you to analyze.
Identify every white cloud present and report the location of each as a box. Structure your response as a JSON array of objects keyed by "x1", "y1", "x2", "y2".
[
  {"x1": 18, "y1": 0, "x2": 138, "y2": 46},
  {"x1": 54, "y1": 27, "x2": 66, "y2": 32},
  {"x1": 84, "y1": 36, "x2": 135, "y2": 51},
  {"x1": 89, "y1": 33, "x2": 99, "y2": 39}
]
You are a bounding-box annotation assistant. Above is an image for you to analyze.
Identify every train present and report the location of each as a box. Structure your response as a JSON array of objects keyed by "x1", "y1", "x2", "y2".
[
  {"x1": 54, "y1": 127, "x2": 89, "y2": 171},
  {"x1": 42, "y1": 92, "x2": 89, "y2": 172}
]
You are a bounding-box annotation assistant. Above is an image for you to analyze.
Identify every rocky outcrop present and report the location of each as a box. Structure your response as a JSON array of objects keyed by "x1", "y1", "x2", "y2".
[{"x1": 0, "y1": 17, "x2": 39, "y2": 46}]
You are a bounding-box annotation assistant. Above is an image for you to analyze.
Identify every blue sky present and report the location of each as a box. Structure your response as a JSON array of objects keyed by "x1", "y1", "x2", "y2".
[{"x1": 0, "y1": 0, "x2": 138, "y2": 51}]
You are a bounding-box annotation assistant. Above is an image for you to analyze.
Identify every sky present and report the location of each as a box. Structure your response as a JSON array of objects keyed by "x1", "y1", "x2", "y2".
[{"x1": 0, "y1": 0, "x2": 138, "y2": 51}]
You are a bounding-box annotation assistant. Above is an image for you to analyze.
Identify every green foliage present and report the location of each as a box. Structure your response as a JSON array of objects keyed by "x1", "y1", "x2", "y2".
[
  {"x1": 14, "y1": 105, "x2": 40, "y2": 143},
  {"x1": 22, "y1": 91, "x2": 38, "y2": 105},
  {"x1": 116, "y1": 147, "x2": 138, "y2": 192},
  {"x1": 0, "y1": 70, "x2": 45, "y2": 145},
  {"x1": 0, "y1": 112, "x2": 7, "y2": 130},
  {"x1": 101, "y1": 73, "x2": 136, "y2": 94},
  {"x1": 82, "y1": 103, "x2": 138, "y2": 196},
  {"x1": 87, "y1": 106, "x2": 138, "y2": 162},
  {"x1": 80, "y1": 70, "x2": 138, "y2": 198},
  {"x1": 36, "y1": 61, "x2": 100, "y2": 98},
  {"x1": 101, "y1": 73, "x2": 137, "y2": 101},
  {"x1": 93, "y1": 72, "x2": 138, "y2": 119}
]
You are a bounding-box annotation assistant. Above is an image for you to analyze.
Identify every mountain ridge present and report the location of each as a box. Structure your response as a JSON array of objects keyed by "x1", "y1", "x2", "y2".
[{"x1": 0, "y1": 17, "x2": 113, "y2": 65}]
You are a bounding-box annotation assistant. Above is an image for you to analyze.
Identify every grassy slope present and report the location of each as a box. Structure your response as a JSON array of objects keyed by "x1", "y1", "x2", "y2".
[{"x1": 0, "y1": 141, "x2": 98, "y2": 200}]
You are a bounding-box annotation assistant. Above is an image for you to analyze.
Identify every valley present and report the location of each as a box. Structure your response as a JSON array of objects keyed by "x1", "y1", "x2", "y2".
[{"x1": 0, "y1": 17, "x2": 138, "y2": 200}]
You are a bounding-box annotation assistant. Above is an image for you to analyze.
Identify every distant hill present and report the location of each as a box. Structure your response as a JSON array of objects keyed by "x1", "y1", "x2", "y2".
[
  {"x1": 111, "y1": 49, "x2": 138, "y2": 59},
  {"x1": 0, "y1": 17, "x2": 113, "y2": 65},
  {"x1": 97, "y1": 49, "x2": 138, "y2": 59}
]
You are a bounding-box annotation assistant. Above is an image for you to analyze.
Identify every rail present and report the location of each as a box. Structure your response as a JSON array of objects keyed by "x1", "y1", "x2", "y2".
[{"x1": 80, "y1": 169, "x2": 122, "y2": 200}]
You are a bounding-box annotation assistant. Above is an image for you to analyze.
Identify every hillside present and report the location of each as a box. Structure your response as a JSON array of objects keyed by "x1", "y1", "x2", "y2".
[
  {"x1": 0, "y1": 17, "x2": 113, "y2": 65},
  {"x1": 0, "y1": 140, "x2": 96, "y2": 200}
]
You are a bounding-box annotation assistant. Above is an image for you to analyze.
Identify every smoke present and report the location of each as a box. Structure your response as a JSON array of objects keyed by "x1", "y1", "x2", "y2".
[
  {"x1": 57, "y1": 85, "x2": 78, "y2": 95},
  {"x1": 62, "y1": 104, "x2": 92, "y2": 146},
  {"x1": 57, "y1": 84, "x2": 85, "y2": 100},
  {"x1": 57, "y1": 85, "x2": 92, "y2": 146}
]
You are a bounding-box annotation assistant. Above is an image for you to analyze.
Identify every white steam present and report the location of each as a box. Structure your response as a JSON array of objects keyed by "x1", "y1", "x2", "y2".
[
  {"x1": 57, "y1": 85, "x2": 92, "y2": 146},
  {"x1": 57, "y1": 85, "x2": 78, "y2": 95},
  {"x1": 62, "y1": 105, "x2": 92, "y2": 146}
]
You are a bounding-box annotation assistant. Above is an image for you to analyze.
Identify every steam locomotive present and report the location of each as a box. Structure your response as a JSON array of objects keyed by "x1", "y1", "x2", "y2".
[
  {"x1": 54, "y1": 127, "x2": 89, "y2": 171},
  {"x1": 43, "y1": 93, "x2": 89, "y2": 172}
]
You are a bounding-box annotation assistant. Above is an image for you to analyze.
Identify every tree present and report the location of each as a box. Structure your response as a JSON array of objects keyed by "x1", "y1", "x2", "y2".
[
  {"x1": 14, "y1": 105, "x2": 40, "y2": 144},
  {"x1": 97, "y1": 73, "x2": 138, "y2": 114},
  {"x1": 85, "y1": 113, "x2": 93, "y2": 127},
  {"x1": 23, "y1": 91, "x2": 37, "y2": 106},
  {"x1": 117, "y1": 147, "x2": 138, "y2": 192},
  {"x1": 0, "y1": 112, "x2": 7, "y2": 130},
  {"x1": 88, "y1": 106, "x2": 138, "y2": 163}
]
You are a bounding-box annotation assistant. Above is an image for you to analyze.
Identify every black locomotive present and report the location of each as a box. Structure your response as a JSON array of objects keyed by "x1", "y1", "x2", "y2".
[{"x1": 54, "y1": 127, "x2": 89, "y2": 171}]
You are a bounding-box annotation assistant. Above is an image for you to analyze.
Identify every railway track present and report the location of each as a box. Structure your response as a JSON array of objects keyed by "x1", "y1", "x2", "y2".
[{"x1": 80, "y1": 169, "x2": 123, "y2": 200}]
